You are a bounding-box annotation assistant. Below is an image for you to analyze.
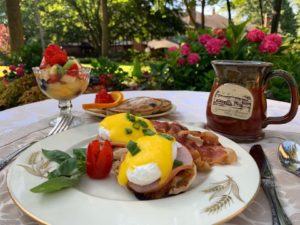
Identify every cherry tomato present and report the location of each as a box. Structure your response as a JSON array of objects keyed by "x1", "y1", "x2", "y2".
[{"x1": 86, "y1": 140, "x2": 113, "y2": 179}]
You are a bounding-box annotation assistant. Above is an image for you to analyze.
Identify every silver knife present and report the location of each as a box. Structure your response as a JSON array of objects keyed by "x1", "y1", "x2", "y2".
[{"x1": 249, "y1": 144, "x2": 292, "y2": 225}]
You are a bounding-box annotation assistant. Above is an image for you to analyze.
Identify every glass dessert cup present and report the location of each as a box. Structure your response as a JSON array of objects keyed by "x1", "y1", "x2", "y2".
[{"x1": 33, "y1": 67, "x2": 91, "y2": 127}]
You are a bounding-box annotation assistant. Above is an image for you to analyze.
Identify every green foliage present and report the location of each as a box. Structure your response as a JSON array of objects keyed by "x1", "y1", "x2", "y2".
[
  {"x1": 0, "y1": 42, "x2": 42, "y2": 74},
  {"x1": 89, "y1": 57, "x2": 130, "y2": 91}
]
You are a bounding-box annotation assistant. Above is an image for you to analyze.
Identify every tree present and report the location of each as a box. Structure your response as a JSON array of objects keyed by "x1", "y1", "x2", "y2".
[
  {"x1": 5, "y1": 0, "x2": 24, "y2": 53},
  {"x1": 100, "y1": 0, "x2": 109, "y2": 56},
  {"x1": 271, "y1": 0, "x2": 283, "y2": 33},
  {"x1": 280, "y1": 0, "x2": 298, "y2": 35},
  {"x1": 226, "y1": 0, "x2": 232, "y2": 23}
]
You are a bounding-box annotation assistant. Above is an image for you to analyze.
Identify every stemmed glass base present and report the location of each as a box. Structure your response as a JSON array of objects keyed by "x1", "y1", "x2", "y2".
[{"x1": 49, "y1": 100, "x2": 83, "y2": 127}]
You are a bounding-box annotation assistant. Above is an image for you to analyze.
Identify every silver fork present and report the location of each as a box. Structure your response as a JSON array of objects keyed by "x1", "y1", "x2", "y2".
[{"x1": 0, "y1": 114, "x2": 73, "y2": 171}]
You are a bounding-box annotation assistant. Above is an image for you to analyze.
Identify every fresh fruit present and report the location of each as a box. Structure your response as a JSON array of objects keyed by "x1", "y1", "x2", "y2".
[
  {"x1": 95, "y1": 89, "x2": 114, "y2": 103},
  {"x1": 82, "y1": 91, "x2": 124, "y2": 109}
]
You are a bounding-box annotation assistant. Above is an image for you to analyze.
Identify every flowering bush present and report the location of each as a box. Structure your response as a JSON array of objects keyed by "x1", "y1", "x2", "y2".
[
  {"x1": 2, "y1": 64, "x2": 26, "y2": 84},
  {"x1": 142, "y1": 22, "x2": 288, "y2": 91}
]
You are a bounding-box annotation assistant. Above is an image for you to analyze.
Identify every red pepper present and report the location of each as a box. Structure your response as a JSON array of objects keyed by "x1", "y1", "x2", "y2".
[{"x1": 86, "y1": 140, "x2": 113, "y2": 179}]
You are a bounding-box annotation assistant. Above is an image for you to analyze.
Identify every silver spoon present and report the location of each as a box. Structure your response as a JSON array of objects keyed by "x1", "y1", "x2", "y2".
[{"x1": 278, "y1": 140, "x2": 300, "y2": 177}]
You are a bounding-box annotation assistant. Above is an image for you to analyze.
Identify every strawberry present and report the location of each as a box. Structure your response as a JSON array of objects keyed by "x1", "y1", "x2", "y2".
[
  {"x1": 95, "y1": 89, "x2": 114, "y2": 103},
  {"x1": 47, "y1": 74, "x2": 60, "y2": 84},
  {"x1": 67, "y1": 63, "x2": 80, "y2": 77}
]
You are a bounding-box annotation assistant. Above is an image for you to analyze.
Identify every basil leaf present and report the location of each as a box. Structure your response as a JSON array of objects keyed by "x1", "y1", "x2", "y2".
[
  {"x1": 159, "y1": 133, "x2": 174, "y2": 141},
  {"x1": 137, "y1": 119, "x2": 148, "y2": 128},
  {"x1": 126, "y1": 140, "x2": 141, "y2": 156},
  {"x1": 42, "y1": 149, "x2": 71, "y2": 163},
  {"x1": 143, "y1": 128, "x2": 155, "y2": 136},
  {"x1": 30, "y1": 176, "x2": 80, "y2": 193},
  {"x1": 173, "y1": 159, "x2": 183, "y2": 168},
  {"x1": 73, "y1": 148, "x2": 86, "y2": 161},
  {"x1": 58, "y1": 158, "x2": 78, "y2": 176},
  {"x1": 125, "y1": 128, "x2": 133, "y2": 134},
  {"x1": 126, "y1": 113, "x2": 136, "y2": 122},
  {"x1": 48, "y1": 169, "x2": 61, "y2": 179}
]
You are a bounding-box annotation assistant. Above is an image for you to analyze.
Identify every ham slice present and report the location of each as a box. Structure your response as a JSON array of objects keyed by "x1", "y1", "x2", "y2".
[{"x1": 127, "y1": 145, "x2": 195, "y2": 196}]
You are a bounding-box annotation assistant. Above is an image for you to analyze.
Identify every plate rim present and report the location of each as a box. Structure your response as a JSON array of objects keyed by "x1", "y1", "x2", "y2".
[{"x1": 7, "y1": 122, "x2": 260, "y2": 225}]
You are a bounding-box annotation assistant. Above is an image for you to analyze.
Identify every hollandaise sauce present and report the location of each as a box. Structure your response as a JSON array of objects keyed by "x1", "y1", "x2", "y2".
[
  {"x1": 99, "y1": 113, "x2": 156, "y2": 144},
  {"x1": 118, "y1": 135, "x2": 174, "y2": 186}
]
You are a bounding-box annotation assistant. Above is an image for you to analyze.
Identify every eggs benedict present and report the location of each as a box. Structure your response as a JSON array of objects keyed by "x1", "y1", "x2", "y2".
[
  {"x1": 116, "y1": 134, "x2": 196, "y2": 199},
  {"x1": 98, "y1": 113, "x2": 156, "y2": 146}
]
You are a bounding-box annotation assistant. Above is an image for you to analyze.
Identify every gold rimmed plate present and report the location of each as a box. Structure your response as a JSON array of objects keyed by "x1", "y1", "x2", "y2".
[{"x1": 7, "y1": 123, "x2": 259, "y2": 225}]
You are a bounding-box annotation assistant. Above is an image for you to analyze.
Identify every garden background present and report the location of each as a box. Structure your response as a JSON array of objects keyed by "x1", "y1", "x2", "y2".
[{"x1": 0, "y1": 0, "x2": 300, "y2": 110}]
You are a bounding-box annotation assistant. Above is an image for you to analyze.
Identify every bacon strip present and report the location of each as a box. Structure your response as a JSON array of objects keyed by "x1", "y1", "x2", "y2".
[{"x1": 151, "y1": 120, "x2": 237, "y2": 171}]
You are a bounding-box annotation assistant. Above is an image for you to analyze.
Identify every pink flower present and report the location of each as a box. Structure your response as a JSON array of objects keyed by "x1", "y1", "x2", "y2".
[
  {"x1": 187, "y1": 53, "x2": 200, "y2": 65},
  {"x1": 180, "y1": 43, "x2": 190, "y2": 55},
  {"x1": 218, "y1": 37, "x2": 231, "y2": 47},
  {"x1": 205, "y1": 38, "x2": 224, "y2": 55},
  {"x1": 198, "y1": 34, "x2": 213, "y2": 45},
  {"x1": 212, "y1": 28, "x2": 225, "y2": 38},
  {"x1": 9, "y1": 65, "x2": 16, "y2": 71},
  {"x1": 259, "y1": 40, "x2": 279, "y2": 54},
  {"x1": 177, "y1": 57, "x2": 185, "y2": 65},
  {"x1": 168, "y1": 46, "x2": 178, "y2": 52},
  {"x1": 246, "y1": 29, "x2": 265, "y2": 42},
  {"x1": 16, "y1": 68, "x2": 24, "y2": 76},
  {"x1": 264, "y1": 33, "x2": 282, "y2": 47}
]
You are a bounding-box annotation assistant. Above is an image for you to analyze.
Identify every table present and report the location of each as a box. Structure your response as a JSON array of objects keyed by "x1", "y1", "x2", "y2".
[{"x1": 0, "y1": 91, "x2": 299, "y2": 225}]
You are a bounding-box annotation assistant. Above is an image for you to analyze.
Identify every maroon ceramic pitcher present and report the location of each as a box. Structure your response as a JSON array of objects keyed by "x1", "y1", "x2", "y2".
[{"x1": 206, "y1": 60, "x2": 299, "y2": 142}]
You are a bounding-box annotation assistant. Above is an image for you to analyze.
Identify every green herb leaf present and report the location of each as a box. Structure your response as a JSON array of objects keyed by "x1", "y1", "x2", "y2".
[
  {"x1": 125, "y1": 128, "x2": 133, "y2": 134},
  {"x1": 126, "y1": 140, "x2": 141, "y2": 156},
  {"x1": 132, "y1": 122, "x2": 140, "y2": 130},
  {"x1": 73, "y1": 148, "x2": 86, "y2": 161},
  {"x1": 57, "y1": 158, "x2": 78, "y2": 176},
  {"x1": 42, "y1": 149, "x2": 71, "y2": 163},
  {"x1": 137, "y1": 119, "x2": 148, "y2": 128},
  {"x1": 143, "y1": 128, "x2": 156, "y2": 136},
  {"x1": 173, "y1": 159, "x2": 183, "y2": 168},
  {"x1": 30, "y1": 176, "x2": 80, "y2": 193},
  {"x1": 159, "y1": 133, "x2": 174, "y2": 141},
  {"x1": 126, "y1": 113, "x2": 136, "y2": 122},
  {"x1": 48, "y1": 169, "x2": 61, "y2": 179}
]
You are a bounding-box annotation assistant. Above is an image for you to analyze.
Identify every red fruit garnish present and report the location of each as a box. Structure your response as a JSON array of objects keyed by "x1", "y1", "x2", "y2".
[
  {"x1": 46, "y1": 52, "x2": 68, "y2": 66},
  {"x1": 43, "y1": 44, "x2": 68, "y2": 66},
  {"x1": 67, "y1": 63, "x2": 80, "y2": 77},
  {"x1": 47, "y1": 75, "x2": 60, "y2": 83},
  {"x1": 95, "y1": 89, "x2": 114, "y2": 103}
]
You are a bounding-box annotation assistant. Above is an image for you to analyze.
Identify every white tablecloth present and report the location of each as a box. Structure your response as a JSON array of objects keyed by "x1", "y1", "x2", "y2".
[{"x1": 0, "y1": 91, "x2": 300, "y2": 225}]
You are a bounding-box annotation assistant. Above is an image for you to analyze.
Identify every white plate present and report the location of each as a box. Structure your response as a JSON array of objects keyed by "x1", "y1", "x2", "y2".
[
  {"x1": 83, "y1": 104, "x2": 176, "y2": 118},
  {"x1": 7, "y1": 123, "x2": 260, "y2": 225}
]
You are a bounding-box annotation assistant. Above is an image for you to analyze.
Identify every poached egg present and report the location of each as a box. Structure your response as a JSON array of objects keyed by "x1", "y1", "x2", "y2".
[
  {"x1": 118, "y1": 134, "x2": 179, "y2": 186},
  {"x1": 98, "y1": 113, "x2": 156, "y2": 146}
]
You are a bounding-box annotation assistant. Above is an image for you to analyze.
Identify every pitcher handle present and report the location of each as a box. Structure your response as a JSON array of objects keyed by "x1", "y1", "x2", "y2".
[{"x1": 262, "y1": 69, "x2": 299, "y2": 128}]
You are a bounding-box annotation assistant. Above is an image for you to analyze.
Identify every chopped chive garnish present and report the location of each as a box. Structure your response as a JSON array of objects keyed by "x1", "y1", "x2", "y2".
[
  {"x1": 125, "y1": 128, "x2": 133, "y2": 134},
  {"x1": 159, "y1": 133, "x2": 174, "y2": 141},
  {"x1": 143, "y1": 128, "x2": 156, "y2": 136},
  {"x1": 133, "y1": 122, "x2": 140, "y2": 130},
  {"x1": 126, "y1": 113, "x2": 136, "y2": 122},
  {"x1": 137, "y1": 119, "x2": 148, "y2": 128},
  {"x1": 126, "y1": 141, "x2": 141, "y2": 156},
  {"x1": 173, "y1": 159, "x2": 183, "y2": 168}
]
